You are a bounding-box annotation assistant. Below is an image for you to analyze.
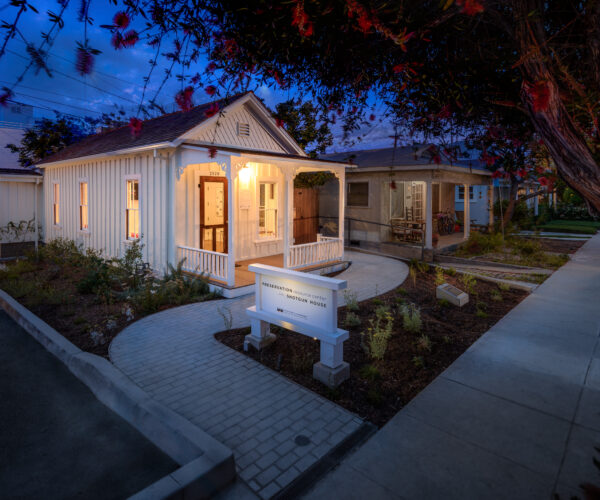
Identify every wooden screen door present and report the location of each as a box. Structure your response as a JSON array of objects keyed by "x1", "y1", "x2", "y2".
[{"x1": 199, "y1": 176, "x2": 228, "y2": 253}]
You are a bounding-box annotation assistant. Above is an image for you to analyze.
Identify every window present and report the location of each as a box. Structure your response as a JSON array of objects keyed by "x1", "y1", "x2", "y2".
[
  {"x1": 258, "y1": 182, "x2": 277, "y2": 238},
  {"x1": 126, "y1": 179, "x2": 140, "y2": 240},
  {"x1": 347, "y1": 182, "x2": 369, "y2": 207},
  {"x1": 79, "y1": 181, "x2": 89, "y2": 231},
  {"x1": 53, "y1": 183, "x2": 60, "y2": 225},
  {"x1": 457, "y1": 185, "x2": 474, "y2": 201}
]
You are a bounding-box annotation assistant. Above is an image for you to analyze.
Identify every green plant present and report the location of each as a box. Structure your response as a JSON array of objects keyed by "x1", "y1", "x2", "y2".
[
  {"x1": 442, "y1": 335, "x2": 452, "y2": 344},
  {"x1": 0, "y1": 259, "x2": 36, "y2": 280},
  {"x1": 446, "y1": 267, "x2": 457, "y2": 277},
  {"x1": 359, "y1": 364, "x2": 381, "y2": 381},
  {"x1": 397, "y1": 287, "x2": 407, "y2": 296},
  {"x1": 218, "y1": 306, "x2": 233, "y2": 330},
  {"x1": 498, "y1": 282, "x2": 511, "y2": 291},
  {"x1": 400, "y1": 303, "x2": 422, "y2": 334},
  {"x1": 475, "y1": 302, "x2": 488, "y2": 318},
  {"x1": 409, "y1": 265, "x2": 417, "y2": 286},
  {"x1": 366, "y1": 387, "x2": 384, "y2": 407},
  {"x1": 476, "y1": 309, "x2": 488, "y2": 319},
  {"x1": 434, "y1": 266, "x2": 445, "y2": 286},
  {"x1": 438, "y1": 298, "x2": 450, "y2": 307},
  {"x1": 372, "y1": 298, "x2": 384, "y2": 306},
  {"x1": 290, "y1": 349, "x2": 314, "y2": 374},
  {"x1": 360, "y1": 306, "x2": 394, "y2": 360},
  {"x1": 491, "y1": 289, "x2": 503, "y2": 302},
  {"x1": 412, "y1": 356, "x2": 425, "y2": 368},
  {"x1": 461, "y1": 273, "x2": 477, "y2": 294},
  {"x1": 343, "y1": 289, "x2": 359, "y2": 311},
  {"x1": 344, "y1": 312, "x2": 361, "y2": 328},
  {"x1": 416, "y1": 334, "x2": 432, "y2": 352},
  {"x1": 457, "y1": 231, "x2": 504, "y2": 256}
]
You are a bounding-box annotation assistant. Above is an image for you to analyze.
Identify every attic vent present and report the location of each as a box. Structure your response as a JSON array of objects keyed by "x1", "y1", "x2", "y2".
[{"x1": 237, "y1": 122, "x2": 250, "y2": 136}]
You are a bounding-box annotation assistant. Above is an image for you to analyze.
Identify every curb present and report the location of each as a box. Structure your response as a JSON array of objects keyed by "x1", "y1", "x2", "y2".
[{"x1": 0, "y1": 289, "x2": 236, "y2": 499}]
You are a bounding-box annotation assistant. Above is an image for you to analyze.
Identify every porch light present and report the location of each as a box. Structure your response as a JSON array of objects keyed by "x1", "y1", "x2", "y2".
[{"x1": 239, "y1": 164, "x2": 251, "y2": 189}]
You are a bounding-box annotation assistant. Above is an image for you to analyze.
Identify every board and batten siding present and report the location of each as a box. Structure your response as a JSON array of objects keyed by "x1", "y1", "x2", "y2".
[
  {"x1": 190, "y1": 104, "x2": 288, "y2": 153},
  {"x1": 42, "y1": 153, "x2": 169, "y2": 272},
  {"x1": 0, "y1": 179, "x2": 42, "y2": 242}
]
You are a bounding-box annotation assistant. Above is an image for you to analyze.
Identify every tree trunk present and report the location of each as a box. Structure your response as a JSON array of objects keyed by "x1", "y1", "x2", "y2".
[
  {"x1": 503, "y1": 178, "x2": 520, "y2": 227},
  {"x1": 514, "y1": 0, "x2": 600, "y2": 215}
]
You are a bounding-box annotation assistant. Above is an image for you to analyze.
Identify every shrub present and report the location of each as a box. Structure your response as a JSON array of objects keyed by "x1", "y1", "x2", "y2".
[
  {"x1": 491, "y1": 289, "x2": 503, "y2": 302},
  {"x1": 476, "y1": 301, "x2": 488, "y2": 318},
  {"x1": 446, "y1": 267, "x2": 457, "y2": 276},
  {"x1": 343, "y1": 289, "x2": 359, "y2": 311},
  {"x1": 438, "y1": 298, "x2": 450, "y2": 307},
  {"x1": 416, "y1": 334, "x2": 432, "y2": 352},
  {"x1": 461, "y1": 273, "x2": 476, "y2": 294},
  {"x1": 0, "y1": 259, "x2": 36, "y2": 280},
  {"x1": 359, "y1": 364, "x2": 381, "y2": 381},
  {"x1": 434, "y1": 266, "x2": 445, "y2": 286},
  {"x1": 410, "y1": 258, "x2": 429, "y2": 274},
  {"x1": 498, "y1": 282, "x2": 511, "y2": 291},
  {"x1": 372, "y1": 298, "x2": 383, "y2": 306},
  {"x1": 360, "y1": 306, "x2": 394, "y2": 360},
  {"x1": 397, "y1": 287, "x2": 407, "y2": 296},
  {"x1": 344, "y1": 312, "x2": 361, "y2": 328},
  {"x1": 409, "y1": 265, "x2": 417, "y2": 286},
  {"x1": 459, "y1": 231, "x2": 504, "y2": 256},
  {"x1": 412, "y1": 356, "x2": 425, "y2": 368},
  {"x1": 400, "y1": 303, "x2": 422, "y2": 334}
]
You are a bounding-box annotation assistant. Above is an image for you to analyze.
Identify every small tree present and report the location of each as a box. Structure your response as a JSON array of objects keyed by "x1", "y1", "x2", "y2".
[{"x1": 273, "y1": 99, "x2": 333, "y2": 158}]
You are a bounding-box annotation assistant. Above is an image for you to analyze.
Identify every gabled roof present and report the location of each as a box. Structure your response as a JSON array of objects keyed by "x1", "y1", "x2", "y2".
[
  {"x1": 38, "y1": 91, "x2": 302, "y2": 165},
  {"x1": 321, "y1": 145, "x2": 489, "y2": 172}
]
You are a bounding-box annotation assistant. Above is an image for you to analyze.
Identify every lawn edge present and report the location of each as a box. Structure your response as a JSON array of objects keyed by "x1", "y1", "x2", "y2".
[{"x1": 0, "y1": 288, "x2": 236, "y2": 499}]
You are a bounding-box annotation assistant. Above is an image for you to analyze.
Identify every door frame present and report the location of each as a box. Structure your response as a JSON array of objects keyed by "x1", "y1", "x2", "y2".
[{"x1": 199, "y1": 176, "x2": 228, "y2": 253}]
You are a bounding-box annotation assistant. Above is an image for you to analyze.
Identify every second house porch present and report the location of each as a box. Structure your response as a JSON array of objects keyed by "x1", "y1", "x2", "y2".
[{"x1": 170, "y1": 145, "x2": 347, "y2": 295}]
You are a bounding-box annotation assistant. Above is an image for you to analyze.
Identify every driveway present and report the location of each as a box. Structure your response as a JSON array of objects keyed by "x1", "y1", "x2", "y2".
[{"x1": 0, "y1": 311, "x2": 177, "y2": 500}]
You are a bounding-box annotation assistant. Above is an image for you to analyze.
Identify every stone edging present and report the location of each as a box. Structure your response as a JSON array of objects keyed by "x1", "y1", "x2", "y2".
[{"x1": 0, "y1": 289, "x2": 236, "y2": 499}]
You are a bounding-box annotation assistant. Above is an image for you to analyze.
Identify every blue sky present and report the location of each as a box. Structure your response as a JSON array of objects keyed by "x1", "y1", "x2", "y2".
[{"x1": 0, "y1": 1, "x2": 398, "y2": 152}]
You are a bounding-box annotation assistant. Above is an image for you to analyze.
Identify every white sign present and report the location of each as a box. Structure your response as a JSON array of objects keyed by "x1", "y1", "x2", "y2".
[{"x1": 245, "y1": 264, "x2": 350, "y2": 387}]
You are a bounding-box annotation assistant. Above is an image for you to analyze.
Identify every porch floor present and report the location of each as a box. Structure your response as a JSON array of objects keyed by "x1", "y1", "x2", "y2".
[
  {"x1": 213, "y1": 254, "x2": 344, "y2": 289},
  {"x1": 436, "y1": 231, "x2": 466, "y2": 250}
]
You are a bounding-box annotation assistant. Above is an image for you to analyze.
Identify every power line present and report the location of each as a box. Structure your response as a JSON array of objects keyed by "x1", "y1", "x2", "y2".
[
  {"x1": 11, "y1": 91, "x2": 104, "y2": 115},
  {"x1": 6, "y1": 98, "x2": 91, "y2": 120}
]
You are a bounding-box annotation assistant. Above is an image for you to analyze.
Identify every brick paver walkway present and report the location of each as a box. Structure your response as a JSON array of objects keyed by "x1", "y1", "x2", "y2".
[{"x1": 110, "y1": 251, "x2": 408, "y2": 499}]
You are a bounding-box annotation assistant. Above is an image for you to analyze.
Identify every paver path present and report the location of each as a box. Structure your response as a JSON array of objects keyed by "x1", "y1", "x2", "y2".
[
  {"x1": 305, "y1": 234, "x2": 600, "y2": 500},
  {"x1": 110, "y1": 251, "x2": 407, "y2": 499}
]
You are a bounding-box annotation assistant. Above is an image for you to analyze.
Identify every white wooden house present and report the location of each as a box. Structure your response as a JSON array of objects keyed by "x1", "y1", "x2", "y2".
[{"x1": 37, "y1": 92, "x2": 348, "y2": 296}]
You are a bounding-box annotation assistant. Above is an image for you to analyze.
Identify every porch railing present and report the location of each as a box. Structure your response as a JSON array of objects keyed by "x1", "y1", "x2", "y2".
[
  {"x1": 287, "y1": 237, "x2": 343, "y2": 269},
  {"x1": 177, "y1": 245, "x2": 228, "y2": 282}
]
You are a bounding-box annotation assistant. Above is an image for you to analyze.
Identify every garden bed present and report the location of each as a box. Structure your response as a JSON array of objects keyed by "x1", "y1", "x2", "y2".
[
  {"x1": 215, "y1": 264, "x2": 527, "y2": 427},
  {"x1": 0, "y1": 239, "x2": 219, "y2": 358},
  {"x1": 524, "y1": 237, "x2": 585, "y2": 254}
]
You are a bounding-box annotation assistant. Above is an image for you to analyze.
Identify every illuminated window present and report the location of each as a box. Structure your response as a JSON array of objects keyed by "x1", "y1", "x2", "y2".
[
  {"x1": 258, "y1": 182, "x2": 277, "y2": 238},
  {"x1": 126, "y1": 179, "x2": 140, "y2": 240},
  {"x1": 53, "y1": 183, "x2": 60, "y2": 225},
  {"x1": 79, "y1": 182, "x2": 89, "y2": 230}
]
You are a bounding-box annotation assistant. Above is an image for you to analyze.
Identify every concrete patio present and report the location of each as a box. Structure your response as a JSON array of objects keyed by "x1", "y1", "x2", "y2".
[{"x1": 304, "y1": 233, "x2": 600, "y2": 499}]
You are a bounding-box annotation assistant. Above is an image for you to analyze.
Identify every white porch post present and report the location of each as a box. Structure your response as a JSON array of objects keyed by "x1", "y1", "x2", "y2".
[
  {"x1": 167, "y1": 152, "x2": 177, "y2": 268},
  {"x1": 488, "y1": 182, "x2": 494, "y2": 230},
  {"x1": 282, "y1": 169, "x2": 294, "y2": 268},
  {"x1": 225, "y1": 157, "x2": 236, "y2": 287},
  {"x1": 337, "y1": 168, "x2": 345, "y2": 253},
  {"x1": 463, "y1": 183, "x2": 471, "y2": 239},
  {"x1": 425, "y1": 179, "x2": 433, "y2": 249},
  {"x1": 534, "y1": 192, "x2": 539, "y2": 216}
]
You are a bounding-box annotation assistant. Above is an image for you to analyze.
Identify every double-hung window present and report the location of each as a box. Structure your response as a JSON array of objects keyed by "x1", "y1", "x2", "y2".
[
  {"x1": 457, "y1": 185, "x2": 474, "y2": 201},
  {"x1": 126, "y1": 179, "x2": 140, "y2": 240},
  {"x1": 53, "y1": 183, "x2": 60, "y2": 225},
  {"x1": 347, "y1": 182, "x2": 369, "y2": 207},
  {"x1": 258, "y1": 182, "x2": 277, "y2": 238},
  {"x1": 79, "y1": 181, "x2": 89, "y2": 230}
]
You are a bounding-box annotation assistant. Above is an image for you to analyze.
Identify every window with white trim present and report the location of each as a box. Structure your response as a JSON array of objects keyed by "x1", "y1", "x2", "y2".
[
  {"x1": 258, "y1": 182, "x2": 277, "y2": 238},
  {"x1": 457, "y1": 185, "x2": 474, "y2": 201},
  {"x1": 53, "y1": 183, "x2": 60, "y2": 225},
  {"x1": 126, "y1": 179, "x2": 140, "y2": 240},
  {"x1": 79, "y1": 181, "x2": 89, "y2": 230},
  {"x1": 347, "y1": 182, "x2": 369, "y2": 207}
]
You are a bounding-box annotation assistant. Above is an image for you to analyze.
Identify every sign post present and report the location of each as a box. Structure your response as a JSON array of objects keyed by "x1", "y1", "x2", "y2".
[{"x1": 245, "y1": 264, "x2": 350, "y2": 388}]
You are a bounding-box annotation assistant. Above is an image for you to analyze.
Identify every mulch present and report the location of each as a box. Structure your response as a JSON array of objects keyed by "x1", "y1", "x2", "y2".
[
  {"x1": 215, "y1": 269, "x2": 527, "y2": 427},
  {"x1": 526, "y1": 237, "x2": 586, "y2": 254}
]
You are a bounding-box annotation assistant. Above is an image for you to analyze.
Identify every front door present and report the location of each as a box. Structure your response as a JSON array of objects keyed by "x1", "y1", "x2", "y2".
[{"x1": 199, "y1": 176, "x2": 227, "y2": 253}]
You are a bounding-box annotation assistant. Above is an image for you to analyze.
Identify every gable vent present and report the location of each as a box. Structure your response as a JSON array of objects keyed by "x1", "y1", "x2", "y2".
[{"x1": 237, "y1": 122, "x2": 250, "y2": 136}]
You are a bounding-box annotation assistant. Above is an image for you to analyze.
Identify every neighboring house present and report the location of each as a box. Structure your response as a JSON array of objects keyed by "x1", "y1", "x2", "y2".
[
  {"x1": 37, "y1": 92, "x2": 348, "y2": 296},
  {"x1": 321, "y1": 145, "x2": 492, "y2": 259},
  {"x1": 0, "y1": 124, "x2": 43, "y2": 255}
]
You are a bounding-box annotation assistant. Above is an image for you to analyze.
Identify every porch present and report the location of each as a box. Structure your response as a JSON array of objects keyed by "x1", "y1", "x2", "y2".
[{"x1": 170, "y1": 145, "x2": 348, "y2": 294}]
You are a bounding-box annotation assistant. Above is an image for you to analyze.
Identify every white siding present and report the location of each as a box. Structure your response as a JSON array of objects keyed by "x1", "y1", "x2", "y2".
[
  {"x1": 190, "y1": 104, "x2": 288, "y2": 153},
  {"x1": 42, "y1": 153, "x2": 169, "y2": 272},
  {"x1": 0, "y1": 178, "x2": 42, "y2": 242}
]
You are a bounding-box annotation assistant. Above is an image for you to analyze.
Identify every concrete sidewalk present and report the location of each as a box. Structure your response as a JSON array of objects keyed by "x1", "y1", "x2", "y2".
[{"x1": 305, "y1": 234, "x2": 600, "y2": 499}]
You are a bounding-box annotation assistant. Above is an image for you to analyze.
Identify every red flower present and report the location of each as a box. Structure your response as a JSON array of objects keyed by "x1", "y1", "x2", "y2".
[
  {"x1": 205, "y1": 102, "x2": 220, "y2": 118},
  {"x1": 121, "y1": 30, "x2": 139, "y2": 48},
  {"x1": 481, "y1": 149, "x2": 499, "y2": 167},
  {"x1": 276, "y1": 118, "x2": 285, "y2": 128},
  {"x1": 456, "y1": 0, "x2": 484, "y2": 15},
  {"x1": 291, "y1": 1, "x2": 314, "y2": 37},
  {"x1": 113, "y1": 11, "x2": 130, "y2": 30},
  {"x1": 369, "y1": 114, "x2": 376, "y2": 121},
  {"x1": 393, "y1": 63, "x2": 406, "y2": 74},
  {"x1": 205, "y1": 85, "x2": 216, "y2": 96},
  {"x1": 525, "y1": 80, "x2": 551, "y2": 113},
  {"x1": 208, "y1": 146, "x2": 218, "y2": 158},
  {"x1": 111, "y1": 32, "x2": 123, "y2": 49},
  {"x1": 129, "y1": 117, "x2": 142, "y2": 137},
  {"x1": 437, "y1": 104, "x2": 451, "y2": 119},
  {"x1": 206, "y1": 62, "x2": 217, "y2": 73},
  {"x1": 491, "y1": 170, "x2": 504, "y2": 179},
  {"x1": 75, "y1": 46, "x2": 94, "y2": 76},
  {"x1": 516, "y1": 168, "x2": 528, "y2": 178},
  {"x1": 175, "y1": 86, "x2": 194, "y2": 112}
]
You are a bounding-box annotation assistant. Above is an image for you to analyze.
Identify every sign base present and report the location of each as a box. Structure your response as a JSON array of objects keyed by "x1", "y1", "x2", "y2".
[
  {"x1": 313, "y1": 361, "x2": 350, "y2": 388},
  {"x1": 244, "y1": 332, "x2": 277, "y2": 351}
]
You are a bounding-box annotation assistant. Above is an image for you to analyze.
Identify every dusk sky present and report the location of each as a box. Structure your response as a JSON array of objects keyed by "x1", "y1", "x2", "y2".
[{"x1": 1, "y1": 1, "x2": 398, "y2": 152}]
